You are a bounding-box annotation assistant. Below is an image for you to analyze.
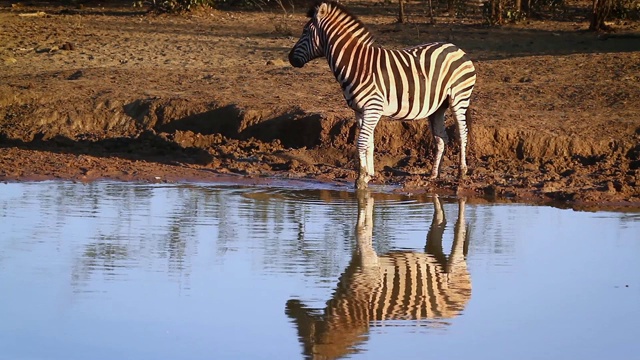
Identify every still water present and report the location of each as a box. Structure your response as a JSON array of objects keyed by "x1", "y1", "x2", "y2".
[{"x1": 0, "y1": 181, "x2": 638, "y2": 360}]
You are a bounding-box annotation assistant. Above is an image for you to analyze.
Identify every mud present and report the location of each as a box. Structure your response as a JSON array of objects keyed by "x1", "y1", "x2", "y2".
[{"x1": 1, "y1": 1, "x2": 639, "y2": 210}]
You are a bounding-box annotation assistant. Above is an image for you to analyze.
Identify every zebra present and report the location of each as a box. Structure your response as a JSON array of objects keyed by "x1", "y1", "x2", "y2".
[
  {"x1": 288, "y1": 1, "x2": 477, "y2": 189},
  {"x1": 286, "y1": 193, "x2": 471, "y2": 359}
]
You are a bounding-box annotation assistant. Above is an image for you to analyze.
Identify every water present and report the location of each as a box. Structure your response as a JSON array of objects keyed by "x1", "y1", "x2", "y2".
[{"x1": 0, "y1": 181, "x2": 638, "y2": 360}]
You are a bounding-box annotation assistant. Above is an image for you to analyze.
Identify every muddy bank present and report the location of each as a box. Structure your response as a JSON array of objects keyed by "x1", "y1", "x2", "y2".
[{"x1": 1, "y1": 96, "x2": 638, "y2": 210}]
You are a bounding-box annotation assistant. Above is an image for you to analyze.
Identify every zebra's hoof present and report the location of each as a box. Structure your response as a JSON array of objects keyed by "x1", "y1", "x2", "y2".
[
  {"x1": 355, "y1": 181, "x2": 368, "y2": 190},
  {"x1": 355, "y1": 175, "x2": 370, "y2": 189}
]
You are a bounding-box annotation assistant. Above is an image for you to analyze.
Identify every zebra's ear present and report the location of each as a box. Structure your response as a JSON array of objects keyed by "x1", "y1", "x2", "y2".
[{"x1": 315, "y1": 2, "x2": 329, "y2": 19}]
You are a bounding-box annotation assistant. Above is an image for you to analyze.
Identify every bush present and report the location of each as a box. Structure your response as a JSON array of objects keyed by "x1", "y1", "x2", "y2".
[
  {"x1": 134, "y1": 0, "x2": 300, "y2": 13},
  {"x1": 134, "y1": 0, "x2": 215, "y2": 13},
  {"x1": 610, "y1": 0, "x2": 640, "y2": 19}
]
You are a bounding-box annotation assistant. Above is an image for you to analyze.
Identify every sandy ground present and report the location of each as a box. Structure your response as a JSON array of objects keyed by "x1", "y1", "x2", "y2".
[{"x1": 1, "y1": 0, "x2": 639, "y2": 210}]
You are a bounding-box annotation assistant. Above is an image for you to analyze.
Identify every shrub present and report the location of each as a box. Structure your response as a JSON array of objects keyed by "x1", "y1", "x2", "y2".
[{"x1": 134, "y1": 0, "x2": 215, "y2": 13}]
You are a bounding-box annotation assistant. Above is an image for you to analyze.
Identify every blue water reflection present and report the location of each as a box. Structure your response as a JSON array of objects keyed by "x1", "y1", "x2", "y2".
[
  {"x1": 0, "y1": 181, "x2": 638, "y2": 360},
  {"x1": 286, "y1": 194, "x2": 471, "y2": 359}
]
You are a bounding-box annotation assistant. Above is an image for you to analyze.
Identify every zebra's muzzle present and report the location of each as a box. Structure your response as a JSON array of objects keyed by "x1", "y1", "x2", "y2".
[{"x1": 288, "y1": 52, "x2": 305, "y2": 68}]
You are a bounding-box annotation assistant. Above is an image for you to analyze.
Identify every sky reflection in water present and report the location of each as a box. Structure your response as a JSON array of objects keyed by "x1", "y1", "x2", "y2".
[{"x1": 0, "y1": 181, "x2": 638, "y2": 360}]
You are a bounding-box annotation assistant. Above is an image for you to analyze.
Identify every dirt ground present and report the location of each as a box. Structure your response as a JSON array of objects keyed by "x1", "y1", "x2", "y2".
[{"x1": 1, "y1": 0, "x2": 639, "y2": 210}]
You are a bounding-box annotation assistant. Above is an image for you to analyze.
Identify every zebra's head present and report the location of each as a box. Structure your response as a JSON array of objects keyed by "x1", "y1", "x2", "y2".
[
  {"x1": 288, "y1": 2, "x2": 331, "y2": 68},
  {"x1": 289, "y1": 1, "x2": 373, "y2": 69}
]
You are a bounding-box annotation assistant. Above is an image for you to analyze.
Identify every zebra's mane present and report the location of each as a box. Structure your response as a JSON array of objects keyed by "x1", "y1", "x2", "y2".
[{"x1": 307, "y1": 1, "x2": 374, "y2": 45}]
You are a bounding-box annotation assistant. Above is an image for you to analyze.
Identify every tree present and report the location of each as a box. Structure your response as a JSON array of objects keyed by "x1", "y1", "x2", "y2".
[
  {"x1": 488, "y1": 0, "x2": 505, "y2": 24},
  {"x1": 590, "y1": 0, "x2": 613, "y2": 31}
]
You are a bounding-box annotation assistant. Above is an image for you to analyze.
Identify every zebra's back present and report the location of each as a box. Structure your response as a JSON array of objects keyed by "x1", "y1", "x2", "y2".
[{"x1": 373, "y1": 42, "x2": 476, "y2": 120}]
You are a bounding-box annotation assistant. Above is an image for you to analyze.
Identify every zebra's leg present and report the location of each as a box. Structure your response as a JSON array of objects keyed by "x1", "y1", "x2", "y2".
[
  {"x1": 355, "y1": 109, "x2": 381, "y2": 189},
  {"x1": 447, "y1": 197, "x2": 468, "y2": 274},
  {"x1": 428, "y1": 102, "x2": 449, "y2": 179},
  {"x1": 425, "y1": 195, "x2": 446, "y2": 257},
  {"x1": 452, "y1": 102, "x2": 470, "y2": 179},
  {"x1": 356, "y1": 190, "x2": 379, "y2": 267},
  {"x1": 366, "y1": 134, "x2": 375, "y2": 178},
  {"x1": 356, "y1": 112, "x2": 375, "y2": 178}
]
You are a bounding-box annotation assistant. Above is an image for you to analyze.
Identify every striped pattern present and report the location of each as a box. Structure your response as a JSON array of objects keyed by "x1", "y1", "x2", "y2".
[
  {"x1": 288, "y1": 1, "x2": 477, "y2": 189},
  {"x1": 286, "y1": 195, "x2": 471, "y2": 359}
]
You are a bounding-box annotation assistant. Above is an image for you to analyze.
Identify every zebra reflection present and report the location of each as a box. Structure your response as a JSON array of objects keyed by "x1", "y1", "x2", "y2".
[{"x1": 286, "y1": 193, "x2": 471, "y2": 360}]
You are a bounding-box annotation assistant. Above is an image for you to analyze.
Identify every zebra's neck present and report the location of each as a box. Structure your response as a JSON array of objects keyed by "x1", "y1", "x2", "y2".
[
  {"x1": 324, "y1": 32, "x2": 374, "y2": 88},
  {"x1": 317, "y1": 5, "x2": 376, "y2": 97}
]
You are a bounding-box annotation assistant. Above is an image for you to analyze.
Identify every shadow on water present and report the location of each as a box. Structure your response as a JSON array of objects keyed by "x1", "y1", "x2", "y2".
[{"x1": 286, "y1": 192, "x2": 471, "y2": 360}]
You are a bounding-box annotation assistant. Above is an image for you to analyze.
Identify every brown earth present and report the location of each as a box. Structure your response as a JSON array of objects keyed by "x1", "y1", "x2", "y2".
[{"x1": 1, "y1": 1, "x2": 639, "y2": 210}]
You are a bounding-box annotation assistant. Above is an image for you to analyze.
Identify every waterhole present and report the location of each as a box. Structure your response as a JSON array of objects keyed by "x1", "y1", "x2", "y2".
[{"x1": 0, "y1": 182, "x2": 638, "y2": 359}]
